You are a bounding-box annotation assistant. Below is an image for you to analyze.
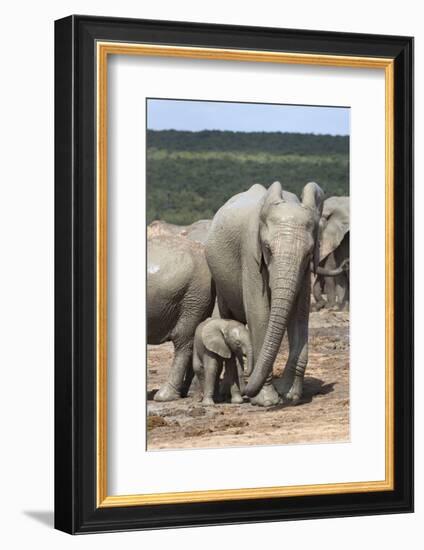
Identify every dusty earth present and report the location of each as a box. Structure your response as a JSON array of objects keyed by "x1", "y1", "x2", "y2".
[{"x1": 147, "y1": 309, "x2": 349, "y2": 451}]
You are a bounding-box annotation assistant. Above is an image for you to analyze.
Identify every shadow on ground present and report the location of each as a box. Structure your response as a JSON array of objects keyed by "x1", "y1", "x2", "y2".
[
  {"x1": 148, "y1": 377, "x2": 335, "y2": 407},
  {"x1": 147, "y1": 388, "x2": 158, "y2": 400},
  {"x1": 271, "y1": 376, "x2": 336, "y2": 409},
  {"x1": 23, "y1": 510, "x2": 54, "y2": 528}
]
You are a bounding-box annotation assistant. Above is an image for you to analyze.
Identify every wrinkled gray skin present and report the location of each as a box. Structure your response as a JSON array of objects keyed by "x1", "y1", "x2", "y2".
[
  {"x1": 313, "y1": 196, "x2": 350, "y2": 311},
  {"x1": 206, "y1": 181, "x2": 339, "y2": 407},
  {"x1": 193, "y1": 318, "x2": 253, "y2": 405},
  {"x1": 147, "y1": 236, "x2": 215, "y2": 401},
  {"x1": 147, "y1": 219, "x2": 212, "y2": 244},
  {"x1": 148, "y1": 219, "x2": 220, "y2": 316}
]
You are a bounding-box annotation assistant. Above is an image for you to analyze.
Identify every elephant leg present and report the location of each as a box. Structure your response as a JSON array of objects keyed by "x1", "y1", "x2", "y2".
[
  {"x1": 342, "y1": 274, "x2": 350, "y2": 310},
  {"x1": 220, "y1": 363, "x2": 230, "y2": 400},
  {"x1": 334, "y1": 234, "x2": 349, "y2": 310},
  {"x1": 181, "y1": 363, "x2": 195, "y2": 397},
  {"x1": 249, "y1": 375, "x2": 281, "y2": 408},
  {"x1": 323, "y1": 254, "x2": 337, "y2": 308},
  {"x1": 154, "y1": 340, "x2": 193, "y2": 402},
  {"x1": 214, "y1": 361, "x2": 224, "y2": 402},
  {"x1": 211, "y1": 299, "x2": 221, "y2": 319},
  {"x1": 202, "y1": 355, "x2": 220, "y2": 406},
  {"x1": 334, "y1": 276, "x2": 344, "y2": 308},
  {"x1": 337, "y1": 274, "x2": 349, "y2": 311},
  {"x1": 217, "y1": 294, "x2": 232, "y2": 319},
  {"x1": 324, "y1": 276, "x2": 337, "y2": 309},
  {"x1": 236, "y1": 355, "x2": 246, "y2": 395},
  {"x1": 312, "y1": 275, "x2": 326, "y2": 311},
  {"x1": 192, "y1": 350, "x2": 204, "y2": 400},
  {"x1": 224, "y1": 357, "x2": 243, "y2": 404},
  {"x1": 280, "y1": 274, "x2": 310, "y2": 404}
]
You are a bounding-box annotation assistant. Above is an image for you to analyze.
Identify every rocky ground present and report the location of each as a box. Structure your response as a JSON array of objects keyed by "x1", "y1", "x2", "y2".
[{"x1": 147, "y1": 309, "x2": 349, "y2": 451}]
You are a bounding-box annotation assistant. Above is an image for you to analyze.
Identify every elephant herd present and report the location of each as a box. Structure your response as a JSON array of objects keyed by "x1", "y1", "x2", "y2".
[{"x1": 147, "y1": 182, "x2": 349, "y2": 408}]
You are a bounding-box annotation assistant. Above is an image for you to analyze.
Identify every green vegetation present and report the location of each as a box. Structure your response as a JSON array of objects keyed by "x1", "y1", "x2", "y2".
[{"x1": 147, "y1": 130, "x2": 349, "y2": 225}]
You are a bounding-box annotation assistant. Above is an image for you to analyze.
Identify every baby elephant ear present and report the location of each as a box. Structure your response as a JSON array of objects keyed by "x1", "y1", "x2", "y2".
[{"x1": 202, "y1": 323, "x2": 232, "y2": 359}]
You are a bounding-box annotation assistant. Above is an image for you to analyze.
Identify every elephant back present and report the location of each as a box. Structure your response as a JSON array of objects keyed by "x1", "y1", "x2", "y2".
[
  {"x1": 147, "y1": 236, "x2": 215, "y2": 344},
  {"x1": 148, "y1": 236, "x2": 211, "y2": 299}
]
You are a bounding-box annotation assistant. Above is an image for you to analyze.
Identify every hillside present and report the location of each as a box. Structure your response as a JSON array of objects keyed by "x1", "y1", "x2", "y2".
[{"x1": 146, "y1": 130, "x2": 349, "y2": 225}]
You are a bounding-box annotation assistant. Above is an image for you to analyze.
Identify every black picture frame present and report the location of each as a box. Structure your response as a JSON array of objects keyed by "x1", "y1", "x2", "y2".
[{"x1": 55, "y1": 14, "x2": 413, "y2": 534}]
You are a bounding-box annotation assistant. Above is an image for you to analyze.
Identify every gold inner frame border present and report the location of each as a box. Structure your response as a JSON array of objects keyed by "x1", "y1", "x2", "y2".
[{"x1": 96, "y1": 42, "x2": 394, "y2": 508}]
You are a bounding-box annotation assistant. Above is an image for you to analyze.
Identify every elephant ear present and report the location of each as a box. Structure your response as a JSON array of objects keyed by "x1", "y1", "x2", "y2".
[
  {"x1": 301, "y1": 182, "x2": 325, "y2": 273},
  {"x1": 262, "y1": 181, "x2": 284, "y2": 212},
  {"x1": 264, "y1": 182, "x2": 300, "y2": 207},
  {"x1": 320, "y1": 216, "x2": 349, "y2": 260},
  {"x1": 202, "y1": 323, "x2": 232, "y2": 359},
  {"x1": 320, "y1": 199, "x2": 350, "y2": 261},
  {"x1": 301, "y1": 181, "x2": 324, "y2": 216}
]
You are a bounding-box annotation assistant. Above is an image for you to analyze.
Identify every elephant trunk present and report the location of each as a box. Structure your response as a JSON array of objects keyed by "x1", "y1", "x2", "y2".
[
  {"x1": 245, "y1": 247, "x2": 301, "y2": 398},
  {"x1": 243, "y1": 340, "x2": 254, "y2": 377},
  {"x1": 314, "y1": 258, "x2": 349, "y2": 277}
]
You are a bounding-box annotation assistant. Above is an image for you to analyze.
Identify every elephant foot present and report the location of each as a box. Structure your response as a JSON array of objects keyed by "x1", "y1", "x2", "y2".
[
  {"x1": 283, "y1": 378, "x2": 303, "y2": 405},
  {"x1": 154, "y1": 383, "x2": 181, "y2": 402},
  {"x1": 250, "y1": 385, "x2": 281, "y2": 407},
  {"x1": 202, "y1": 396, "x2": 215, "y2": 406},
  {"x1": 312, "y1": 301, "x2": 326, "y2": 312},
  {"x1": 231, "y1": 393, "x2": 244, "y2": 405}
]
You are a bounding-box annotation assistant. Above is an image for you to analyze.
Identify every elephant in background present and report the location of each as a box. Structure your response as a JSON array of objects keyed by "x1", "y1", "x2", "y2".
[
  {"x1": 148, "y1": 219, "x2": 220, "y2": 316},
  {"x1": 206, "y1": 181, "x2": 345, "y2": 407},
  {"x1": 147, "y1": 235, "x2": 216, "y2": 401},
  {"x1": 193, "y1": 318, "x2": 253, "y2": 405},
  {"x1": 147, "y1": 219, "x2": 212, "y2": 244},
  {"x1": 313, "y1": 196, "x2": 350, "y2": 311}
]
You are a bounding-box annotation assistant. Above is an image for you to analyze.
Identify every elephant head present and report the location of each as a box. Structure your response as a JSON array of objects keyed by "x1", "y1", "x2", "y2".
[
  {"x1": 319, "y1": 196, "x2": 350, "y2": 262},
  {"x1": 202, "y1": 320, "x2": 253, "y2": 376},
  {"x1": 245, "y1": 181, "x2": 324, "y2": 398}
]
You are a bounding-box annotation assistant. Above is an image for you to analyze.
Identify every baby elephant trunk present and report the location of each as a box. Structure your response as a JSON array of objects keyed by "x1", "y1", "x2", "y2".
[{"x1": 242, "y1": 340, "x2": 254, "y2": 377}]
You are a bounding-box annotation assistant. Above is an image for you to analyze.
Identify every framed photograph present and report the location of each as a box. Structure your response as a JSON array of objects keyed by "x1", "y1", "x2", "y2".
[{"x1": 55, "y1": 15, "x2": 413, "y2": 534}]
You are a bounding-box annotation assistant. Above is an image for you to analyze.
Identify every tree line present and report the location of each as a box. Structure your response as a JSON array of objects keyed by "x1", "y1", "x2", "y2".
[{"x1": 147, "y1": 130, "x2": 349, "y2": 225}]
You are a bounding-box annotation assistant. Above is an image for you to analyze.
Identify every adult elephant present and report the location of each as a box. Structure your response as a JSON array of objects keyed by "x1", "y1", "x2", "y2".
[
  {"x1": 312, "y1": 196, "x2": 350, "y2": 311},
  {"x1": 147, "y1": 235, "x2": 215, "y2": 401},
  {"x1": 205, "y1": 181, "x2": 346, "y2": 407}
]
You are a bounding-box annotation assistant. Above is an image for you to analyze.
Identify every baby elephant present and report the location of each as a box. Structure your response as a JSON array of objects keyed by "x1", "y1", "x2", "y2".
[{"x1": 193, "y1": 318, "x2": 253, "y2": 405}]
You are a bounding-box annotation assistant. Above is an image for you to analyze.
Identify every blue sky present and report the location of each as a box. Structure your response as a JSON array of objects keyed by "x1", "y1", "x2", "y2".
[{"x1": 147, "y1": 99, "x2": 350, "y2": 135}]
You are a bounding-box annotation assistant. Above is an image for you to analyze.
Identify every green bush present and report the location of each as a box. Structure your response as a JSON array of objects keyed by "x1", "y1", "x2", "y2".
[{"x1": 147, "y1": 130, "x2": 349, "y2": 225}]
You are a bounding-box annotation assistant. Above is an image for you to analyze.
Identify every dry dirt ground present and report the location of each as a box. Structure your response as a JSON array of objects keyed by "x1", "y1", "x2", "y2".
[{"x1": 147, "y1": 310, "x2": 349, "y2": 451}]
